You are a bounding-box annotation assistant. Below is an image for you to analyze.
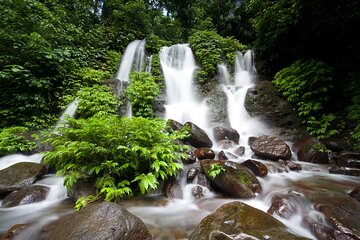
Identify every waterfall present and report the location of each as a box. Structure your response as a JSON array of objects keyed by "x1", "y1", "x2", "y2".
[
  {"x1": 145, "y1": 55, "x2": 153, "y2": 73},
  {"x1": 53, "y1": 99, "x2": 80, "y2": 132},
  {"x1": 221, "y1": 50, "x2": 267, "y2": 147},
  {"x1": 159, "y1": 44, "x2": 209, "y2": 130}
]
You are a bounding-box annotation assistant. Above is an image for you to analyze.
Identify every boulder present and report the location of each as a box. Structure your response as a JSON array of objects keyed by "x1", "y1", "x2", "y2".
[
  {"x1": 0, "y1": 162, "x2": 47, "y2": 194},
  {"x1": 328, "y1": 165, "x2": 360, "y2": 176},
  {"x1": 189, "y1": 201, "x2": 310, "y2": 240},
  {"x1": 182, "y1": 148, "x2": 197, "y2": 164},
  {"x1": 200, "y1": 160, "x2": 261, "y2": 198},
  {"x1": 212, "y1": 126, "x2": 240, "y2": 144},
  {"x1": 292, "y1": 137, "x2": 329, "y2": 164},
  {"x1": 244, "y1": 81, "x2": 307, "y2": 141},
  {"x1": 2, "y1": 185, "x2": 49, "y2": 207},
  {"x1": 68, "y1": 179, "x2": 97, "y2": 202},
  {"x1": 250, "y1": 135, "x2": 291, "y2": 161},
  {"x1": 241, "y1": 159, "x2": 268, "y2": 177},
  {"x1": 194, "y1": 148, "x2": 215, "y2": 160},
  {"x1": 311, "y1": 194, "x2": 360, "y2": 240},
  {"x1": 283, "y1": 160, "x2": 302, "y2": 171},
  {"x1": 267, "y1": 194, "x2": 302, "y2": 219},
  {"x1": 331, "y1": 151, "x2": 360, "y2": 168},
  {"x1": 38, "y1": 202, "x2": 151, "y2": 240},
  {"x1": 183, "y1": 122, "x2": 213, "y2": 148},
  {"x1": 234, "y1": 146, "x2": 245, "y2": 157},
  {"x1": 167, "y1": 119, "x2": 183, "y2": 132},
  {"x1": 218, "y1": 151, "x2": 228, "y2": 160},
  {"x1": 191, "y1": 186, "x2": 204, "y2": 200}
]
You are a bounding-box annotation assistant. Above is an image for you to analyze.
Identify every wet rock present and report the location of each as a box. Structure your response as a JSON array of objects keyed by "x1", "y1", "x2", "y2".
[
  {"x1": 303, "y1": 215, "x2": 350, "y2": 240},
  {"x1": 194, "y1": 147, "x2": 215, "y2": 160},
  {"x1": 182, "y1": 148, "x2": 197, "y2": 164},
  {"x1": 68, "y1": 179, "x2": 97, "y2": 202},
  {"x1": 332, "y1": 151, "x2": 360, "y2": 168},
  {"x1": 189, "y1": 201, "x2": 310, "y2": 240},
  {"x1": 38, "y1": 202, "x2": 152, "y2": 240},
  {"x1": 2, "y1": 185, "x2": 49, "y2": 207},
  {"x1": 164, "y1": 177, "x2": 182, "y2": 199},
  {"x1": 234, "y1": 146, "x2": 245, "y2": 157},
  {"x1": 187, "y1": 168, "x2": 200, "y2": 183},
  {"x1": 0, "y1": 224, "x2": 27, "y2": 240},
  {"x1": 244, "y1": 81, "x2": 307, "y2": 141},
  {"x1": 267, "y1": 194, "x2": 301, "y2": 219},
  {"x1": 250, "y1": 135, "x2": 291, "y2": 161},
  {"x1": 212, "y1": 126, "x2": 240, "y2": 144},
  {"x1": 292, "y1": 137, "x2": 329, "y2": 164},
  {"x1": 349, "y1": 186, "x2": 360, "y2": 202},
  {"x1": 191, "y1": 186, "x2": 204, "y2": 200},
  {"x1": 217, "y1": 139, "x2": 236, "y2": 149},
  {"x1": 0, "y1": 162, "x2": 47, "y2": 194},
  {"x1": 167, "y1": 119, "x2": 183, "y2": 131},
  {"x1": 183, "y1": 122, "x2": 213, "y2": 148},
  {"x1": 196, "y1": 172, "x2": 212, "y2": 190},
  {"x1": 218, "y1": 150, "x2": 228, "y2": 160},
  {"x1": 329, "y1": 165, "x2": 360, "y2": 176},
  {"x1": 283, "y1": 160, "x2": 302, "y2": 171},
  {"x1": 248, "y1": 136, "x2": 257, "y2": 145},
  {"x1": 312, "y1": 194, "x2": 360, "y2": 240},
  {"x1": 200, "y1": 160, "x2": 261, "y2": 198},
  {"x1": 241, "y1": 159, "x2": 268, "y2": 177}
]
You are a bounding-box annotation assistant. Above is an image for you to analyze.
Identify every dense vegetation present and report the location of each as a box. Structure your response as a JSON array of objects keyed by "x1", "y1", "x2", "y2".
[{"x1": 0, "y1": 0, "x2": 359, "y2": 205}]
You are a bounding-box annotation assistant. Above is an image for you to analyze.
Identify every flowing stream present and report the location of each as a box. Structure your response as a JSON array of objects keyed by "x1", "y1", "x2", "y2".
[{"x1": 1, "y1": 41, "x2": 359, "y2": 239}]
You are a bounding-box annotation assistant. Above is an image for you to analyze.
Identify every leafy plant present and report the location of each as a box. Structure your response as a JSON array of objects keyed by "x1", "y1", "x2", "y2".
[
  {"x1": 61, "y1": 85, "x2": 118, "y2": 119},
  {"x1": 206, "y1": 164, "x2": 225, "y2": 179},
  {"x1": 273, "y1": 59, "x2": 341, "y2": 139},
  {"x1": 0, "y1": 127, "x2": 37, "y2": 156},
  {"x1": 125, "y1": 72, "x2": 159, "y2": 118},
  {"x1": 44, "y1": 115, "x2": 190, "y2": 209}
]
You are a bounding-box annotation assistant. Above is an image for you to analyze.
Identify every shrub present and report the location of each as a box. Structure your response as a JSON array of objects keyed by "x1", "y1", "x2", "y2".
[
  {"x1": 44, "y1": 115, "x2": 189, "y2": 209},
  {"x1": 273, "y1": 59, "x2": 341, "y2": 139},
  {"x1": 0, "y1": 127, "x2": 37, "y2": 156},
  {"x1": 61, "y1": 85, "x2": 118, "y2": 119},
  {"x1": 125, "y1": 72, "x2": 159, "y2": 118}
]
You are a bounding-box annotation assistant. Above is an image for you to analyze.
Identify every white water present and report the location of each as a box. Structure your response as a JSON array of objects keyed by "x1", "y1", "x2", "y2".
[
  {"x1": 160, "y1": 44, "x2": 209, "y2": 130},
  {"x1": 53, "y1": 99, "x2": 79, "y2": 132}
]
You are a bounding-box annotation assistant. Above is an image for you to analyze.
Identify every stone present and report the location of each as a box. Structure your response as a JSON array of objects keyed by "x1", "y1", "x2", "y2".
[
  {"x1": 234, "y1": 146, "x2": 245, "y2": 157},
  {"x1": 182, "y1": 149, "x2": 197, "y2": 164},
  {"x1": 250, "y1": 135, "x2": 291, "y2": 161},
  {"x1": 332, "y1": 151, "x2": 360, "y2": 168},
  {"x1": 189, "y1": 201, "x2": 310, "y2": 240},
  {"x1": 267, "y1": 194, "x2": 300, "y2": 219},
  {"x1": 164, "y1": 177, "x2": 182, "y2": 199},
  {"x1": 329, "y1": 165, "x2": 360, "y2": 176},
  {"x1": 349, "y1": 186, "x2": 360, "y2": 202},
  {"x1": 167, "y1": 119, "x2": 183, "y2": 131},
  {"x1": 194, "y1": 147, "x2": 215, "y2": 160},
  {"x1": 200, "y1": 160, "x2": 261, "y2": 198},
  {"x1": 0, "y1": 162, "x2": 47, "y2": 194},
  {"x1": 2, "y1": 185, "x2": 49, "y2": 207},
  {"x1": 183, "y1": 122, "x2": 213, "y2": 148},
  {"x1": 68, "y1": 178, "x2": 97, "y2": 202},
  {"x1": 0, "y1": 224, "x2": 27, "y2": 240},
  {"x1": 186, "y1": 168, "x2": 200, "y2": 183},
  {"x1": 212, "y1": 126, "x2": 240, "y2": 144},
  {"x1": 217, "y1": 139, "x2": 236, "y2": 149},
  {"x1": 248, "y1": 136, "x2": 257, "y2": 146},
  {"x1": 241, "y1": 159, "x2": 268, "y2": 177},
  {"x1": 38, "y1": 202, "x2": 152, "y2": 240},
  {"x1": 191, "y1": 186, "x2": 204, "y2": 200},
  {"x1": 292, "y1": 137, "x2": 329, "y2": 164},
  {"x1": 218, "y1": 151, "x2": 228, "y2": 160},
  {"x1": 196, "y1": 172, "x2": 212, "y2": 190},
  {"x1": 283, "y1": 160, "x2": 302, "y2": 171}
]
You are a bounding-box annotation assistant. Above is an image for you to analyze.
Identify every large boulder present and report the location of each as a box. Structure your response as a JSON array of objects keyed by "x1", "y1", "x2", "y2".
[
  {"x1": 250, "y1": 135, "x2": 292, "y2": 161},
  {"x1": 331, "y1": 151, "x2": 360, "y2": 168},
  {"x1": 38, "y1": 202, "x2": 152, "y2": 240},
  {"x1": 241, "y1": 159, "x2": 268, "y2": 177},
  {"x1": 292, "y1": 137, "x2": 329, "y2": 164},
  {"x1": 2, "y1": 185, "x2": 49, "y2": 207},
  {"x1": 195, "y1": 147, "x2": 215, "y2": 160},
  {"x1": 212, "y1": 126, "x2": 240, "y2": 144},
  {"x1": 189, "y1": 201, "x2": 310, "y2": 240},
  {"x1": 0, "y1": 162, "x2": 47, "y2": 194},
  {"x1": 244, "y1": 81, "x2": 307, "y2": 141},
  {"x1": 200, "y1": 160, "x2": 261, "y2": 198},
  {"x1": 183, "y1": 122, "x2": 213, "y2": 148}
]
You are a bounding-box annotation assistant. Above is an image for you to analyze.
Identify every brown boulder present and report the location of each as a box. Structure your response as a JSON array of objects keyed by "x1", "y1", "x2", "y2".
[
  {"x1": 189, "y1": 201, "x2": 310, "y2": 240},
  {"x1": 186, "y1": 168, "x2": 200, "y2": 183},
  {"x1": 292, "y1": 137, "x2": 329, "y2": 164},
  {"x1": 212, "y1": 126, "x2": 240, "y2": 144},
  {"x1": 250, "y1": 135, "x2": 291, "y2": 161},
  {"x1": 2, "y1": 185, "x2": 49, "y2": 207},
  {"x1": 332, "y1": 151, "x2": 360, "y2": 168},
  {"x1": 194, "y1": 147, "x2": 215, "y2": 160},
  {"x1": 38, "y1": 202, "x2": 152, "y2": 240},
  {"x1": 200, "y1": 160, "x2": 261, "y2": 198},
  {"x1": 183, "y1": 122, "x2": 213, "y2": 148},
  {"x1": 329, "y1": 165, "x2": 360, "y2": 176},
  {"x1": 241, "y1": 159, "x2": 268, "y2": 177}
]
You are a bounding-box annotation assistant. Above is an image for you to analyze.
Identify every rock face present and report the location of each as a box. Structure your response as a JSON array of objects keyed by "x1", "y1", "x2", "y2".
[
  {"x1": 189, "y1": 201, "x2": 309, "y2": 240},
  {"x1": 183, "y1": 122, "x2": 213, "y2": 148},
  {"x1": 194, "y1": 147, "x2": 215, "y2": 160},
  {"x1": 200, "y1": 160, "x2": 261, "y2": 198},
  {"x1": 38, "y1": 202, "x2": 152, "y2": 240},
  {"x1": 292, "y1": 137, "x2": 329, "y2": 164},
  {"x1": 244, "y1": 81, "x2": 307, "y2": 141},
  {"x1": 2, "y1": 185, "x2": 49, "y2": 207},
  {"x1": 0, "y1": 162, "x2": 47, "y2": 194},
  {"x1": 212, "y1": 126, "x2": 240, "y2": 144},
  {"x1": 68, "y1": 179, "x2": 97, "y2": 202},
  {"x1": 250, "y1": 135, "x2": 292, "y2": 161}
]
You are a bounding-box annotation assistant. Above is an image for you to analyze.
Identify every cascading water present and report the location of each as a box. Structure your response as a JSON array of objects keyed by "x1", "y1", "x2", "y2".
[
  {"x1": 159, "y1": 44, "x2": 209, "y2": 130},
  {"x1": 53, "y1": 99, "x2": 80, "y2": 132}
]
